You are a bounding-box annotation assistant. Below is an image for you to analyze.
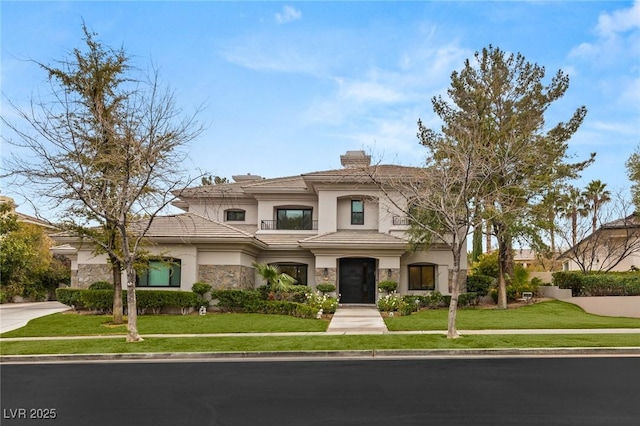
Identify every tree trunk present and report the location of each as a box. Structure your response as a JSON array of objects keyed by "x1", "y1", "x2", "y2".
[
  {"x1": 446, "y1": 251, "x2": 461, "y2": 339},
  {"x1": 125, "y1": 264, "x2": 143, "y2": 342},
  {"x1": 110, "y1": 257, "x2": 123, "y2": 324},
  {"x1": 495, "y1": 223, "x2": 511, "y2": 309},
  {"x1": 485, "y1": 220, "x2": 492, "y2": 252}
]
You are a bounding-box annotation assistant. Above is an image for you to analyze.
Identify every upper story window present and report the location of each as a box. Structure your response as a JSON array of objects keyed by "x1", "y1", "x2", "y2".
[
  {"x1": 351, "y1": 200, "x2": 364, "y2": 225},
  {"x1": 137, "y1": 258, "x2": 181, "y2": 288},
  {"x1": 225, "y1": 209, "x2": 246, "y2": 222},
  {"x1": 276, "y1": 208, "x2": 313, "y2": 230},
  {"x1": 408, "y1": 264, "x2": 435, "y2": 291}
]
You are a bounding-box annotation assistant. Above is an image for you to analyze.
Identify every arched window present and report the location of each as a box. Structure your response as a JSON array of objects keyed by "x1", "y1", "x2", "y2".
[{"x1": 408, "y1": 264, "x2": 435, "y2": 290}]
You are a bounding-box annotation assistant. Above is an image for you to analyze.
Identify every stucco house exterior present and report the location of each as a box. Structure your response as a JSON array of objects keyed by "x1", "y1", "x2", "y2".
[
  {"x1": 559, "y1": 214, "x2": 640, "y2": 273},
  {"x1": 54, "y1": 151, "x2": 465, "y2": 303}
]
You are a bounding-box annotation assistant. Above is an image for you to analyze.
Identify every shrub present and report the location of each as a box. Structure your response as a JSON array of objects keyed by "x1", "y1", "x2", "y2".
[
  {"x1": 422, "y1": 291, "x2": 444, "y2": 309},
  {"x1": 305, "y1": 291, "x2": 338, "y2": 314},
  {"x1": 88, "y1": 281, "x2": 114, "y2": 290},
  {"x1": 466, "y1": 275, "x2": 494, "y2": 297},
  {"x1": 458, "y1": 292, "x2": 479, "y2": 307},
  {"x1": 377, "y1": 280, "x2": 398, "y2": 294},
  {"x1": 553, "y1": 271, "x2": 584, "y2": 296},
  {"x1": 192, "y1": 282, "x2": 213, "y2": 307},
  {"x1": 211, "y1": 289, "x2": 262, "y2": 312},
  {"x1": 55, "y1": 288, "x2": 84, "y2": 309},
  {"x1": 80, "y1": 289, "x2": 116, "y2": 313},
  {"x1": 377, "y1": 292, "x2": 405, "y2": 312},
  {"x1": 316, "y1": 283, "x2": 336, "y2": 294}
]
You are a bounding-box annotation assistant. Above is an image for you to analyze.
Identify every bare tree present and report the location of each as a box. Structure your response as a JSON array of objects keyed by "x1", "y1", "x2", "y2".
[
  {"x1": 558, "y1": 191, "x2": 640, "y2": 272},
  {"x1": 367, "y1": 121, "x2": 499, "y2": 338},
  {"x1": 2, "y1": 25, "x2": 202, "y2": 341}
]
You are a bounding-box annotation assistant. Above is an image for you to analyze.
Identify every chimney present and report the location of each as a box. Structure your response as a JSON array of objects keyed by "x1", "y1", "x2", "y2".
[
  {"x1": 340, "y1": 150, "x2": 371, "y2": 168},
  {"x1": 232, "y1": 173, "x2": 263, "y2": 183}
]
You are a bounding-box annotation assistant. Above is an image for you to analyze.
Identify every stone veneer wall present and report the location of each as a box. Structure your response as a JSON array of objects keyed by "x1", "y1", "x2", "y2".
[
  {"x1": 76, "y1": 264, "x2": 112, "y2": 289},
  {"x1": 315, "y1": 267, "x2": 336, "y2": 288},
  {"x1": 198, "y1": 265, "x2": 255, "y2": 289},
  {"x1": 378, "y1": 268, "x2": 399, "y2": 285}
]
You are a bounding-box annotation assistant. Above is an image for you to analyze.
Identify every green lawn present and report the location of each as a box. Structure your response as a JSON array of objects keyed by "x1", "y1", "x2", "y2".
[
  {"x1": 1, "y1": 301, "x2": 639, "y2": 356},
  {"x1": 0, "y1": 312, "x2": 329, "y2": 338},
  {"x1": 2, "y1": 334, "x2": 639, "y2": 356},
  {"x1": 385, "y1": 300, "x2": 640, "y2": 331}
]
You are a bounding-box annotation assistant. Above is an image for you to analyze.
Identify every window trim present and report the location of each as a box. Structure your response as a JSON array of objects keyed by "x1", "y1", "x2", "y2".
[
  {"x1": 408, "y1": 264, "x2": 436, "y2": 291},
  {"x1": 276, "y1": 208, "x2": 313, "y2": 230},
  {"x1": 225, "y1": 209, "x2": 246, "y2": 222},
  {"x1": 136, "y1": 258, "x2": 181, "y2": 288},
  {"x1": 351, "y1": 199, "x2": 364, "y2": 225}
]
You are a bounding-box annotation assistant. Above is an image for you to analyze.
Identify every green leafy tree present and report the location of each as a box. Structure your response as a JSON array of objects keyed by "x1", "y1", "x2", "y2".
[
  {"x1": 430, "y1": 45, "x2": 593, "y2": 309},
  {"x1": 626, "y1": 144, "x2": 640, "y2": 211},
  {"x1": 2, "y1": 25, "x2": 202, "y2": 341},
  {"x1": 0, "y1": 201, "x2": 68, "y2": 301}
]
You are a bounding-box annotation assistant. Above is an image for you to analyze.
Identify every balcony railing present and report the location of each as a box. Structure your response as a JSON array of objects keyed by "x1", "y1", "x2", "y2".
[
  {"x1": 393, "y1": 216, "x2": 411, "y2": 226},
  {"x1": 261, "y1": 219, "x2": 318, "y2": 231}
]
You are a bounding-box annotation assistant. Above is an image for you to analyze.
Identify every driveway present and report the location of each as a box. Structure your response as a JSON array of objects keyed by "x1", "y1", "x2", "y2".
[{"x1": 0, "y1": 301, "x2": 69, "y2": 334}]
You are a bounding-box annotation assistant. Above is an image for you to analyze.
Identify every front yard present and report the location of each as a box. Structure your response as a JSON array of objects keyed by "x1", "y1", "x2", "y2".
[{"x1": 1, "y1": 301, "x2": 639, "y2": 356}]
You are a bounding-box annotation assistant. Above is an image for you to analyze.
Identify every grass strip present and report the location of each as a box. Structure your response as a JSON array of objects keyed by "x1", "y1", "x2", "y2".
[
  {"x1": 0, "y1": 312, "x2": 329, "y2": 338},
  {"x1": 385, "y1": 301, "x2": 640, "y2": 331},
  {"x1": 1, "y1": 334, "x2": 639, "y2": 356}
]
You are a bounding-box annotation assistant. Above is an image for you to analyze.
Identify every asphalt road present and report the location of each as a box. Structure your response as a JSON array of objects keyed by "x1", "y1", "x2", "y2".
[{"x1": 1, "y1": 357, "x2": 639, "y2": 425}]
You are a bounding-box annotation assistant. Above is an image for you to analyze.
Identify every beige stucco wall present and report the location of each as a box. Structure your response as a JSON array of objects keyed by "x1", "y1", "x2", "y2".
[
  {"x1": 336, "y1": 196, "x2": 379, "y2": 230},
  {"x1": 188, "y1": 200, "x2": 258, "y2": 225}
]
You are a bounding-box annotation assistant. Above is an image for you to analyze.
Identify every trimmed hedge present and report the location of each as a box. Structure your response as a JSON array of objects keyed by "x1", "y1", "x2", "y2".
[
  {"x1": 55, "y1": 288, "x2": 198, "y2": 314},
  {"x1": 55, "y1": 288, "x2": 84, "y2": 309},
  {"x1": 553, "y1": 271, "x2": 640, "y2": 296},
  {"x1": 210, "y1": 289, "x2": 319, "y2": 319}
]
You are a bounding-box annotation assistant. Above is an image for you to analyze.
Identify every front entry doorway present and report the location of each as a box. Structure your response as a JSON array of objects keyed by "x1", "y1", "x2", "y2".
[{"x1": 339, "y1": 258, "x2": 376, "y2": 304}]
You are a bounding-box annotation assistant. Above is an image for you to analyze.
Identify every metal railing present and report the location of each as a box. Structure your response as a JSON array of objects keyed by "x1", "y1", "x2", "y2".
[
  {"x1": 393, "y1": 216, "x2": 411, "y2": 226},
  {"x1": 261, "y1": 219, "x2": 318, "y2": 231}
]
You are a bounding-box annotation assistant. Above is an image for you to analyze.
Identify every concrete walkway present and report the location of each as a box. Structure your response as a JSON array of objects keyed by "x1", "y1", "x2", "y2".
[
  {"x1": 0, "y1": 301, "x2": 70, "y2": 334},
  {"x1": 326, "y1": 305, "x2": 388, "y2": 334}
]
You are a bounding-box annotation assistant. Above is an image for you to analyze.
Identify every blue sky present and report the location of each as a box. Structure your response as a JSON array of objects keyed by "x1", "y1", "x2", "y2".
[{"x1": 1, "y1": 1, "x2": 639, "y2": 217}]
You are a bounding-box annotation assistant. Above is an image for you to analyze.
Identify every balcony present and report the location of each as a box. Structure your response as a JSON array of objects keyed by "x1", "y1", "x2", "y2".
[
  {"x1": 393, "y1": 216, "x2": 411, "y2": 226},
  {"x1": 261, "y1": 219, "x2": 318, "y2": 231}
]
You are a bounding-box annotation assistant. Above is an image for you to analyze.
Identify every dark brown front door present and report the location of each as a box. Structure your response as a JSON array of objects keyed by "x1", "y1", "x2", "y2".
[{"x1": 339, "y1": 258, "x2": 376, "y2": 303}]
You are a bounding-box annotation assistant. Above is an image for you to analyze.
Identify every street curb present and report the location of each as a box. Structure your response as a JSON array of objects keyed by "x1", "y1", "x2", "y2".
[{"x1": 2, "y1": 347, "x2": 639, "y2": 364}]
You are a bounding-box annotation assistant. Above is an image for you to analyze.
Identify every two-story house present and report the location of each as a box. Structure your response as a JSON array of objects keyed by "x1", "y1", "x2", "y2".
[{"x1": 56, "y1": 151, "x2": 464, "y2": 303}]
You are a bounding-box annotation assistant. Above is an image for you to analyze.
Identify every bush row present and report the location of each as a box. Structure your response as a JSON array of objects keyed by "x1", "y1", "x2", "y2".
[
  {"x1": 210, "y1": 289, "x2": 320, "y2": 319},
  {"x1": 553, "y1": 271, "x2": 640, "y2": 296},
  {"x1": 55, "y1": 288, "x2": 198, "y2": 314}
]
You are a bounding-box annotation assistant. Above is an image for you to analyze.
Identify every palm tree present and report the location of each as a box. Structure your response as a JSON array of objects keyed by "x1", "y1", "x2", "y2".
[
  {"x1": 252, "y1": 262, "x2": 296, "y2": 293},
  {"x1": 583, "y1": 180, "x2": 611, "y2": 234},
  {"x1": 559, "y1": 186, "x2": 589, "y2": 247}
]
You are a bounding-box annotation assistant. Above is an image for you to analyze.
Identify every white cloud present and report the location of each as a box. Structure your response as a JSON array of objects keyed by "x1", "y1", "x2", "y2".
[
  {"x1": 596, "y1": 0, "x2": 640, "y2": 38},
  {"x1": 275, "y1": 6, "x2": 301, "y2": 24}
]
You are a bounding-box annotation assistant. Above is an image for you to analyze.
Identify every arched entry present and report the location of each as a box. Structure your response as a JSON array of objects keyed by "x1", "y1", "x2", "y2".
[{"x1": 339, "y1": 258, "x2": 376, "y2": 304}]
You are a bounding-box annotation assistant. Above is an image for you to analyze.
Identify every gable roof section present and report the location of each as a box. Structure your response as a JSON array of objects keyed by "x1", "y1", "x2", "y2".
[{"x1": 137, "y1": 213, "x2": 255, "y2": 239}]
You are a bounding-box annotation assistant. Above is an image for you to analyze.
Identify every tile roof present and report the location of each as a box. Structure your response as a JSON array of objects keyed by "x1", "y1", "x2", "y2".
[
  {"x1": 300, "y1": 230, "x2": 407, "y2": 248},
  {"x1": 133, "y1": 213, "x2": 255, "y2": 239}
]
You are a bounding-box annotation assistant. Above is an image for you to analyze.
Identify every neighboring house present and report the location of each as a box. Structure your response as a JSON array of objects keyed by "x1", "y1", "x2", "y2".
[
  {"x1": 0, "y1": 195, "x2": 57, "y2": 232},
  {"x1": 514, "y1": 248, "x2": 563, "y2": 272},
  {"x1": 559, "y1": 214, "x2": 640, "y2": 272},
  {"x1": 53, "y1": 151, "x2": 465, "y2": 303}
]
